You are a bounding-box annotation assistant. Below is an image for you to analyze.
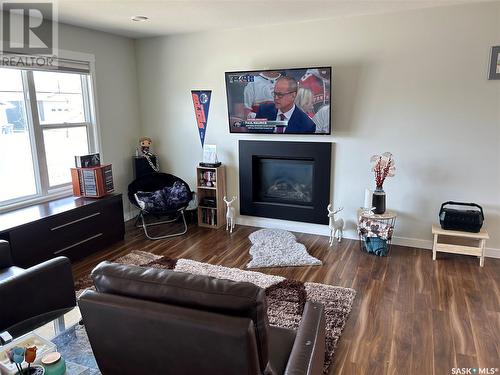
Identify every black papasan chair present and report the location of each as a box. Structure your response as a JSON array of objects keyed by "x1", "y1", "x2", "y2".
[{"x1": 128, "y1": 173, "x2": 192, "y2": 240}]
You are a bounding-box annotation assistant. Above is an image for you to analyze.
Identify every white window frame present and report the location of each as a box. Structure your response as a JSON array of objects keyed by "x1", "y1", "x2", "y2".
[{"x1": 0, "y1": 50, "x2": 101, "y2": 212}]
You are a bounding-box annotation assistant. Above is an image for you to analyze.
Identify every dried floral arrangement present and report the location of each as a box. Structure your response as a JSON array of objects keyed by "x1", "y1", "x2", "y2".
[
  {"x1": 370, "y1": 152, "x2": 395, "y2": 189},
  {"x1": 7, "y1": 346, "x2": 38, "y2": 374}
]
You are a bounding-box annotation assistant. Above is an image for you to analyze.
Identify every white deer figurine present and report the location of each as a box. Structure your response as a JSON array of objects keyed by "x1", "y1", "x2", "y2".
[
  {"x1": 327, "y1": 204, "x2": 345, "y2": 245},
  {"x1": 223, "y1": 196, "x2": 237, "y2": 233}
]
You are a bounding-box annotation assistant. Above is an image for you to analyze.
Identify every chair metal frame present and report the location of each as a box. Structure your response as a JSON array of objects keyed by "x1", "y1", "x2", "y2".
[{"x1": 134, "y1": 208, "x2": 188, "y2": 240}]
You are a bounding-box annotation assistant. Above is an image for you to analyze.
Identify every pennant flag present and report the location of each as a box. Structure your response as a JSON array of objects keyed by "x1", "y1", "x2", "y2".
[{"x1": 191, "y1": 90, "x2": 212, "y2": 148}]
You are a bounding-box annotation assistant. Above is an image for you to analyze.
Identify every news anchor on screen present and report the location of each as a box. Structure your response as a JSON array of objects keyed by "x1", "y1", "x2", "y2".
[
  {"x1": 225, "y1": 67, "x2": 331, "y2": 134},
  {"x1": 255, "y1": 76, "x2": 316, "y2": 133}
]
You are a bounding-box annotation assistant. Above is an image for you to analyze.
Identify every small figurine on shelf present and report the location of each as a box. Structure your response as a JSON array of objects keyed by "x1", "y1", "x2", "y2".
[
  {"x1": 327, "y1": 205, "x2": 345, "y2": 245},
  {"x1": 139, "y1": 137, "x2": 152, "y2": 155},
  {"x1": 223, "y1": 196, "x2": 237, "y2": 233},
  {"x1": 137, "y1": 137, "x2": 160, "y2": 172}
]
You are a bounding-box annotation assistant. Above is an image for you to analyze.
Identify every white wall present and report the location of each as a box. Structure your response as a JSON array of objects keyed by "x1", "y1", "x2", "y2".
[
  {"x1": 135, "y1": 2, "x2": 500, "y2": 254},
  {"x1": 57, "y1": 24, "x2": 141, "y2": 218}
]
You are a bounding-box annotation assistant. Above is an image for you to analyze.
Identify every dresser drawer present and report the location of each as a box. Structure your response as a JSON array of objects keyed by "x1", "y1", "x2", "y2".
[
  {"x1": 50, "y1": 197, "x2": 124, "y2": 259},
  {"x1": 11, "y1": 203, "x2": 104, "y2": 266},
  {"x1": 44, "y1": 201, "x2": 104, "y2": 232},
  {"x1": 53, "y1": 228, "x2": 123, "y2": 262},
  {"x1": 49, "y1": 210, "x2": 104, "y2": 250},
  {"x1": 9, "y1": 194, "x2": 124, "y2": 267}
]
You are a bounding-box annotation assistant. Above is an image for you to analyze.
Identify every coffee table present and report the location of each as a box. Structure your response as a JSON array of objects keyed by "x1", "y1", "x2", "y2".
[{"x1": 21, "y1": 307, "x2": 100, "y2": 375}]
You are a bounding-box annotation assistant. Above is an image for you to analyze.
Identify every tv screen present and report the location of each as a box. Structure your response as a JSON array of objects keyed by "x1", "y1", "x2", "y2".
[{"x1": 225, "y1": 67, "x2": 331, "y2": 134}]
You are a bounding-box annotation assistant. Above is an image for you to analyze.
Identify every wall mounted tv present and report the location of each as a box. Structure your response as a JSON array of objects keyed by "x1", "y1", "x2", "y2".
[{"x1": 225, "y1": 67, "x2": 331, "y2": 135}]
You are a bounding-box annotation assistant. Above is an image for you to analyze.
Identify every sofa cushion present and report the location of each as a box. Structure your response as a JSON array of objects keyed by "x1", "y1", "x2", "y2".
[
  {"x1": 266, "y1": 326, "x2": 297, "y2": 375},
  {"x1": 91, "y1": 261, "x2": 270, "y2": 371}
]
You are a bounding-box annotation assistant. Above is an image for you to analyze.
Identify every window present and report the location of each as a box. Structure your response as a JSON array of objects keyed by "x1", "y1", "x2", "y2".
[{"x1": 0, "y1": 66, "x2": 97, "y2": 207}]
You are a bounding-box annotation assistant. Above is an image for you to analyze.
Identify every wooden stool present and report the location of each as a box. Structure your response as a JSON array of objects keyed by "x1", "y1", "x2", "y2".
[{"x1": 431, "y1": 224, "x2": 489, "y2": 267}]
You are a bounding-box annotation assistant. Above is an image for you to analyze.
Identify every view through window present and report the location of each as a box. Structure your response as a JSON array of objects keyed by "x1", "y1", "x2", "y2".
[{"x1": 0, "y1": 67, "x2": 96, "y2": 206}]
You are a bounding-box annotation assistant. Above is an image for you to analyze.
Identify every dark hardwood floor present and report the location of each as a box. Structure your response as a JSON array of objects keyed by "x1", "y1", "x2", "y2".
[{"x1": 72, "y1": 221, "x2": 500, "y2": 375}]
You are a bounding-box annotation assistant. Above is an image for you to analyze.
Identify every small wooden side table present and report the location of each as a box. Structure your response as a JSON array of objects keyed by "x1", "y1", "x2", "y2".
[{"x1": 431, "y1": 224, "x2": 489, "y2": 267}]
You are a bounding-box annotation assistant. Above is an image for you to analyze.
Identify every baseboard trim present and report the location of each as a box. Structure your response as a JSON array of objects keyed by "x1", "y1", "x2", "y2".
[
  {"x1": 236, "y1": 215, "x2": 329, "y2": 236},
  {"x1": 235, "y1": 216, "x2": 500, "y2": 259},
  {"x1": 484, "y1": 247, "x2": 500, "y2": 258}
]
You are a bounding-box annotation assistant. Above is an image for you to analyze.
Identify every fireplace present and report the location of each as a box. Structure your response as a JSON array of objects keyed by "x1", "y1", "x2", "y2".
[{"x1": 239, "y1": 140, "x2": 331, "y2": 224}]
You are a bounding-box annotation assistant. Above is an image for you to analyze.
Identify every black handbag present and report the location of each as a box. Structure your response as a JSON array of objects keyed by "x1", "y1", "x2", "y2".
[{"x1": 439, "y1": 201, "x2": 484, "y2": 233}]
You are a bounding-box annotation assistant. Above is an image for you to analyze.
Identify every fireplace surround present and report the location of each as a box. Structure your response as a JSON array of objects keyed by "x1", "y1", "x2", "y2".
[{"x1": 239, "y1": 140, "x2": 331, "y2": 224}]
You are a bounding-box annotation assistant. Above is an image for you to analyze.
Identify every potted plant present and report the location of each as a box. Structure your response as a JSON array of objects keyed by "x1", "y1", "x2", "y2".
[{"x1": 370, "y1": 152, "x2": 396, "y2": 214}]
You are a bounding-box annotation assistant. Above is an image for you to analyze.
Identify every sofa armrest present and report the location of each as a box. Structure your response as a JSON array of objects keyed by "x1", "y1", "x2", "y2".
[
  {"x1": 284, "y1": 302, "x2": 326, "y2": 375},
  {"x1": 0, "y1": 240, "x2": 13, "y2": 269},
  {"x1": 0, "y1": 256, "x2": 77, "y2": 334}
]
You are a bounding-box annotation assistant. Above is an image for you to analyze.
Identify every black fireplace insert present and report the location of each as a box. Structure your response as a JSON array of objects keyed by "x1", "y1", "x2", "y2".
[{"x1": 239, "y1": 140, "x2": 331, "y2": 224}]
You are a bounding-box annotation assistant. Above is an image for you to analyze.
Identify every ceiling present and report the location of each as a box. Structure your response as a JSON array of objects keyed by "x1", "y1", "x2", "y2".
[{"x1": 55, "y1": 0, "x2": 486, "y2": 39}]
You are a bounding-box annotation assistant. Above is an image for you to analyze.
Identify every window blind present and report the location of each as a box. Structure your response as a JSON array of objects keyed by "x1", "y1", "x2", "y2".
[{"x1": 0, "y1": 54, "x2": 90, "y2": 73}]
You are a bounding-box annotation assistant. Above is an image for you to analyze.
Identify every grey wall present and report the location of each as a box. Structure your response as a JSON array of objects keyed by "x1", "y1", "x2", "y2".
[
  {"x1": 135, "y1": 2, "x2": 500, "y2": 253},
  {"x1": 1, "y1": 15, "x2": 142, "y2": 217},
  {"x1": 58, "y1": 24, "x2": 141, "y2": 217}
]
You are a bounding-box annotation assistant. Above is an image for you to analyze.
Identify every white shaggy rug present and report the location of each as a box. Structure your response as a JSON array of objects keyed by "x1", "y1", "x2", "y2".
[{"x1": 246, "y1": 229, "x2": 322, "y2": 268}]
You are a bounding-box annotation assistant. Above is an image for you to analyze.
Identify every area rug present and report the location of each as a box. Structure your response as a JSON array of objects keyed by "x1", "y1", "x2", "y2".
[
  {"x1": 246, "y1": 228, "x2": 322, "y2": 268},
  {"x1": 75, "y1": 250, "x2": 355, "y2": 374}
]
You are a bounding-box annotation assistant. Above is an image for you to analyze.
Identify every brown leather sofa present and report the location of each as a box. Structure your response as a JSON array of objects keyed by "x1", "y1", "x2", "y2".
[
  {"x1": 79, "y1": 261, "x2": 326, "y2": 375},
  {"x1": 0, "y1": 240, "x2": 76, "y2": 338}
]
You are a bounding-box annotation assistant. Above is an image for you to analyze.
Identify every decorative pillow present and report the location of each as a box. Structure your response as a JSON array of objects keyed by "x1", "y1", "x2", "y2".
[{"x1": 135, "y1": 181, "x2": 190, "y2": 213}]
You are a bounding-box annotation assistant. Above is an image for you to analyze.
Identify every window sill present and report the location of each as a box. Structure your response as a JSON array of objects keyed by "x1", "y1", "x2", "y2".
[{"x1": 0, "y1": 188, "x2": 74, "y2": 214}]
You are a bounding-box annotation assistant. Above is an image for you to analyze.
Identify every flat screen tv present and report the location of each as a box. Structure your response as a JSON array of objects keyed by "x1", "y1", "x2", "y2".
[{"x1": 225, "y1": 67, "x2": 331, "y2": 134}]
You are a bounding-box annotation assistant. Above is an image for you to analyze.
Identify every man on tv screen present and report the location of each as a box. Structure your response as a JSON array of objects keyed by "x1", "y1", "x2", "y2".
[
  {"x1": 243, "y1": 71, "x2": 281, "y2": 119},
  {"x1": 255, "y1": 76, "x2": 316, "y2": 134}
]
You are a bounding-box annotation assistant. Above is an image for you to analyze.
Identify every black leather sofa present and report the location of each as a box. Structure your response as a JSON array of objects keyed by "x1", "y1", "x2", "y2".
[
  {"x1": 0, "y1": 240, "x2": 76, "y2": 338},
  {"x1": 80, "y1": 261, "x2": 326, "y2": 375}
]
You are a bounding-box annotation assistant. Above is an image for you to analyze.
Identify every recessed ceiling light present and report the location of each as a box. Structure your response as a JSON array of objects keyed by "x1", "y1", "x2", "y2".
[{"x1": 131, "y1": 15, "x2": 149, "y2": 22}]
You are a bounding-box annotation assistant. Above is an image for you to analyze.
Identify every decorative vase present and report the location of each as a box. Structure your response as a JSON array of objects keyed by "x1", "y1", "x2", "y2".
[
  {"x1": 41, "y1": 352, "x2": 66, "y2": 375},
  {"x1": 372, "y1": 187, "x2": 386, "y2": 214}
]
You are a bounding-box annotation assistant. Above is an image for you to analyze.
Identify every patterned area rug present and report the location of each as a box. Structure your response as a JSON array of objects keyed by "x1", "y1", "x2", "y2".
[
  {"x1": 75, "y1": 250, "x2": 356, "y2": 374},
  {"x1": 247, "y1": 228, "x2": 322, "y2": 268}
]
